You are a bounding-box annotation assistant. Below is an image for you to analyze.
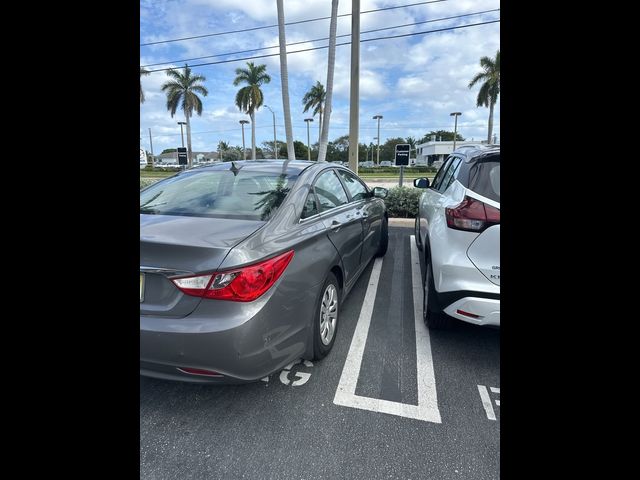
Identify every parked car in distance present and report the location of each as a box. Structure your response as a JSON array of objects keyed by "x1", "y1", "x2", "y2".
[
  {"x1": 140, "y1": 160, "x2": 389, "y2": 383},
  {"x1": 379, "y1": 160, "x2": 392, "y2": 167},
  {"x1": 413, "y1": 145, "x2": 500, "y2": 329}
]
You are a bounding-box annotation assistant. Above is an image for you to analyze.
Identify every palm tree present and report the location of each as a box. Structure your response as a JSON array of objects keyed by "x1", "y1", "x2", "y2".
[
  {"x1": 317, "y1": 0, "x2": 339, "y2": 162},
  {"x1": 161, "y1": 65, "x2": 208, "y2": 167},
  {"x1": 468, "y1": 50, "x2": 500, "y2": 144},
  {"x1": 233, "y1": 62, "x2": 271, "y2": 161},
  {"x1": 302, "y1": 81, "x2": 326, "y2": 147},
  {"x1": 276, "y1": 0, "x2": 295, "y2": 161},
  {"x1": 217, "y1": 140, "x2": 230, "y2": 161},
  {"x1": 253, "y1": 174, "x2": 290, "y2": 220},
  {"x1": 140, "y1": 67, "x2": 150, "y2": 104}
]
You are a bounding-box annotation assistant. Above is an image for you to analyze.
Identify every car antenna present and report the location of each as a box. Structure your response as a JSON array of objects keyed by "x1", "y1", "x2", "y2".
[{"x1": 230, "y1": 161, "x2": 242, "y2": 176}]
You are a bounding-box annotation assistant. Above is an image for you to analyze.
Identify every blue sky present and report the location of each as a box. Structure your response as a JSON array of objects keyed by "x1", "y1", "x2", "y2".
[{"x1": 140, "y1": 0, "x2": 500, "y2": 155}]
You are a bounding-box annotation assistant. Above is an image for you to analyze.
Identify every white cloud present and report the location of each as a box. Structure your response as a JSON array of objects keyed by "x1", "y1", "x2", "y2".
[{"x1": 140, "y1": 0, "x2": 500, "y2": 152}]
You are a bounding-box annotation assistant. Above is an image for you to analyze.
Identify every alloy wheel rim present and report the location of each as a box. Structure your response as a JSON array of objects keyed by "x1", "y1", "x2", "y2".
[{"x1": 320, "y1": 284, "x2": 338, "y2": 345}]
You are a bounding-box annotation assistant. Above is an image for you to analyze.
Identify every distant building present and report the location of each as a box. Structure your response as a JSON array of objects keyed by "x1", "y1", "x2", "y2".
[
  {"x1": 154, "y1": 151, "x2": 219, "y2": 165},
  {"x1": 414, "y1": 140, "x2": 486, "y2": 166}
]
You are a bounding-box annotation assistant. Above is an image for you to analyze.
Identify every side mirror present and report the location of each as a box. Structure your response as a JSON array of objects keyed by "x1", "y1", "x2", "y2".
[
  {"x1": 372, "y1": 187, "x2": 388, "y2": 199},
  {"x1": 413, "y1": 177, "x2": 430, "y2": 188}
]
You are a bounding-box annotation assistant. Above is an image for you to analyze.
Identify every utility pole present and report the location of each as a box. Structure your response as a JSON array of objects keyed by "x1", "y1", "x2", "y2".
[
  {"x1": 373, "y1": 115, "x2": 383, "y2": 165},
  {"x1": 178, "y1": 121, "x2": 186, "y2": 147},
  {"x1": 348, "y1": 0, "x2": 360, "y2": 173},
  {"x1": 264, "y1": 105, "x2": 278, "y2": 160},
  {"x1": 148, "y1": 128, "x2": 154, "y2": 166},
  {"x1": 304, "y1": 118, "x2": 314, "y2": 161},
  {"x1": 450, "y1": 112, "x2": 462, "y2": 150},
  {"x1": 240, "y1": 120, "x2": 249, "y2": 160}
]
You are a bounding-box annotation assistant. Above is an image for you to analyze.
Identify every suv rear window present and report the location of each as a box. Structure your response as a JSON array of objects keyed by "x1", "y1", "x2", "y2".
[
  {"x1": 140, "y1": 169, "x2": 298, "y2": 220},
  {"x1": 468, "y1": 158, "x2": 500, "y2": 203}
]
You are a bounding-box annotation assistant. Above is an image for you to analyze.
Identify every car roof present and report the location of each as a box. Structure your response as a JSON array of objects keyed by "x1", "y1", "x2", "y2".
[
  {"x1": 185, "y1": 159, "x2": 317, "y2": 175},
  {"x1": 453, "y1": 145, "x2": 500, "y2": 163}
]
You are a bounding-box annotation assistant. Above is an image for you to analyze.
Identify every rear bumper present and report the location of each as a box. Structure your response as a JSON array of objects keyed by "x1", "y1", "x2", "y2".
[
  {"x1": 140, "y1": 278, "x2": 321, "y2": 383},
  {"x1": 442, "y1": 295, "x2": 500, "y2": 327}
]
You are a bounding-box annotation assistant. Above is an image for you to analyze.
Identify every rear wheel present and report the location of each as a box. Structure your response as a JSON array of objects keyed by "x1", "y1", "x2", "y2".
[
  {"x1": 376, "y1": 217, "x2": 388, "y2": 257},
  {"x1": 313, "y1": 273, "x2": 340, "y2": 360},
  {"x1": 423, "y1": 258, "x2": 451, "y2": 329}
]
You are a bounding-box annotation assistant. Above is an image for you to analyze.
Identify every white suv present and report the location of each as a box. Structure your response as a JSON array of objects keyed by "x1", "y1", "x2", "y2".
[{"x1": 413, "y1": 145, "x2": 500, "y2": 328}]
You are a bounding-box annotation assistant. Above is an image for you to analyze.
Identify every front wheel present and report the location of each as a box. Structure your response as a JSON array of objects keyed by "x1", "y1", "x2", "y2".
[{"x1": 313, "y1": 272, "x2": 340, "y2": 360}]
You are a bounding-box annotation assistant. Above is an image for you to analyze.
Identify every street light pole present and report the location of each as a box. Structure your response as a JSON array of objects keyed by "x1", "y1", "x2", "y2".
[
  {"x1": 450, "y1": 112, "x2": 462, "y2": 151},
  {"x1": 304, "y1": 118, "x2": 314, "y2": 161},
  {"x1": 239, "y1": 120, "x2": 249, "y2": 160},
  {"x1": 148, "y1": 128, "x2": 154, "y2": 166},
  {"x1": 177, "y1": 122, "x2": 186, "y2": 148},
  {"x1": 371, "y1": 138, "x2": 377, "y2": 164},
  {"x1": 373, "y1": 115, "x2": 383, "y2": 165},
  {"x1": 264, "y1": 104, "x2": 278, "y2": 160}
]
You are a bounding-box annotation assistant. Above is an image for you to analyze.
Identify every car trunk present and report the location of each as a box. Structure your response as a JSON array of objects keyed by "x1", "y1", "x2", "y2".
[
  {"x1": 466, "y1": 223, "x2": 500, "y2": 286},
  {"x1": 140, "y1": 214, "x2": 265, "y2": 316}
]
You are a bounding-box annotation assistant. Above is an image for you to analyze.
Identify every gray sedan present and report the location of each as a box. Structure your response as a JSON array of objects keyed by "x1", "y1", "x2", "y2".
[{"x1": 140, "y1": 160, "x2": 388, "y2": 383}]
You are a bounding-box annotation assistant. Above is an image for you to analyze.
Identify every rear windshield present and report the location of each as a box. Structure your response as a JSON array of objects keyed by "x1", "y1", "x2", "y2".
[
  {"x1": 468, "y1": 159, "x2": 500, "y2": 203},
  {"x1": 140, "y1": 167, "x2": 298, "y2": 220}
]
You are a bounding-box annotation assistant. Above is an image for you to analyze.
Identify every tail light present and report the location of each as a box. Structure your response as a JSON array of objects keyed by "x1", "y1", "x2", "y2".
[
  {"x1": 171, "y1": 250, "x2": 294, "y2": 302},
  {"x1": 445, "y1": 196, "x2": 500, "y2": 232}
]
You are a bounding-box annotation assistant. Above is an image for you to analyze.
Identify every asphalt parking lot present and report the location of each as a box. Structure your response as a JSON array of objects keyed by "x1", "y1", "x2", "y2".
[{"x1": 140, "y1": 225, "x2": 500, "y2": 480}]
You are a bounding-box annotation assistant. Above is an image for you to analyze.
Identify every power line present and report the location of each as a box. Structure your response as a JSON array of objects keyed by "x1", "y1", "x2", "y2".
[
  {"x1": 143, "y1": 123, "x2": 500, "y2": 138},
  {"x1": 145, "y1": 19, "x2": 499, "y2": 73},
  {"x1": 142, "y1": 9, "x2": 499, "y2": 68},
  {"x1": 140, "y1": 0, "x2": 451, "y2": 46}
]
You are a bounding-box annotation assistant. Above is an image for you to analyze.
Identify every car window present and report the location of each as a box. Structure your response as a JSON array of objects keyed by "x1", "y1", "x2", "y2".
[
  {"x1": 301, "y1": 190, "x2": 319, "y2": 219},
  {"x1": 140, "y1": 169, "x2": 297, "y2": 221},
  {"x1": 468, "y1": 159, "x2": 500, "y2": 202},
  {"x1": 439, "y1": 157, "x2": 462, "y2": 193},
  {"x1": 314, "y1": 170, "x2": 349, "y2": 212},
  {"x1": 336, "y1": 169, "x2": 369, "y2": 202},
  {"x1": 430, "y1": 157, "x2": 453, "y2": 191}
]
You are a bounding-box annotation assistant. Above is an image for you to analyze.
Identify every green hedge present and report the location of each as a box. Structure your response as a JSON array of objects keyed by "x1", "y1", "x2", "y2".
[
  {"x1": 359, "y1": 166, "x2": 436, "y2": 174},
  {"x1": 383, "y1": 186, "x2": 421, "y2": 218},
  {"x1": 140, "y1": 178, "x2": 160, "y2": 189}
]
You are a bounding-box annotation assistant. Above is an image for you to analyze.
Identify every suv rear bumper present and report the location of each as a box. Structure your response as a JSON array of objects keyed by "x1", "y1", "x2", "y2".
[{"x1": 440, "y1": 294, "x2": 500, "y2": 326}]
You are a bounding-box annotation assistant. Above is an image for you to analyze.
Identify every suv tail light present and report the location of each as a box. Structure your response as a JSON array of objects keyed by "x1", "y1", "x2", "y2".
[
  {"x1": 171, "y1": 250, "x2": 294, "y2": 302},
  {"x1": 445, "y1": 196, "x2": 500, "y2": 232}
]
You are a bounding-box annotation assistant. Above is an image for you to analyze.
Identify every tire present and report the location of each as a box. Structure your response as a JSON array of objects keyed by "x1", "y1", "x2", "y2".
[
  {"x1": 415, "y1": 217, "x2": 423, "y2": 251},
  {"x1": 376, "y1": 217, "x2": 389, "y2": 257},
  {"x1": 313, "y1": 272, "x2": 341, "y2": 360},
  {"x1": 423, "y1": 258, "x2": 451, "y2": 329}
]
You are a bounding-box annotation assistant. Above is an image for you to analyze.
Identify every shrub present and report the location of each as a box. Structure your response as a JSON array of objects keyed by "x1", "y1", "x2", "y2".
[
  {"x1": 358, "y1": 166, "x2": 436, "y2": 174},
  {"x1": 383, "y1": 186, "x2": 422, "y2": 218},
  {"x1": 140, "y1": 178, "x2": 160, "y2": 189}
]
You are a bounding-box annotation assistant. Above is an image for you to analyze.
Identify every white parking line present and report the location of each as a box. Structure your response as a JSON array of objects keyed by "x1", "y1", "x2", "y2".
[
  {"x1": 490, "y1": 387, "x2": 500, "y2": 406},
  {"x1": 478, "y1": 385, "x2": 497, "y2": 420},
  {"x1": 333, "y1": 236, "x2": 441, "y2": 423}
]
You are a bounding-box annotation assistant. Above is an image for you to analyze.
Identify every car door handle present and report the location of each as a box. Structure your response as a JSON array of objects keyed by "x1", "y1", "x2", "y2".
[{"x1": 330, "y1": 220, "x2": 342, "y2": 231}]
